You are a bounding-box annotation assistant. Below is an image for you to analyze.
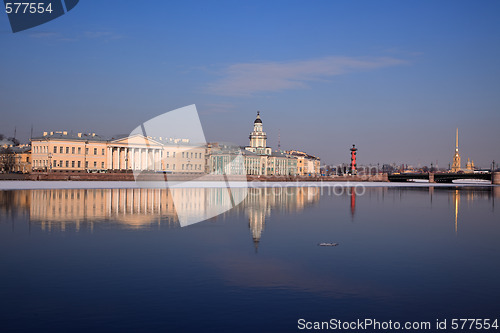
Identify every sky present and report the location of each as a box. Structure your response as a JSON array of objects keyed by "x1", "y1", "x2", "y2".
[{"x1": 1, "y1": 1, "x2": 499, "y2": 168}]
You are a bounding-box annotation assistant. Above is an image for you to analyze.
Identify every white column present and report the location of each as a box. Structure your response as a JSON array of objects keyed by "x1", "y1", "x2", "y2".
[
  {"x1": 107, "y1": 147, "x2": 111, "y2": 169},
  {"x1": 140, "y1": 149, "x2": 144, "y2": 170},
  {"x1": 143, "y1": 149, "x2": 147, "y2": 170},
  {"x1": 153, "y1": 149, "x2": 157, "y2": 171},
  {"x1": 131, "y1": 148, "x2": 135, "y2": 170},
  {"x1": 125, "y1": 148, "x2": 130, "y2": 170},
  {"x1": 117, "y1": 148, "x2": 121, "y2": 170},
  {"x1": 148, "y1": 149, "x2": 152, "y2": 170}
]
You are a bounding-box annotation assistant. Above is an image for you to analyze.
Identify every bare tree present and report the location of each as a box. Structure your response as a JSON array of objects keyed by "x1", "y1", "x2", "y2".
[{"x1": 0, "y1": 147, "x2": 16, "y2": 173}]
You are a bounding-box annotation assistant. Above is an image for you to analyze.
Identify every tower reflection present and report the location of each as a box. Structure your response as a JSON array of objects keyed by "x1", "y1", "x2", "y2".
[
  {"x1": 242, "y1": 187, "x2": 321, "y2": 251},
  {"x1": 1, "y1": 186, "x2": 497, "y2": 242}
]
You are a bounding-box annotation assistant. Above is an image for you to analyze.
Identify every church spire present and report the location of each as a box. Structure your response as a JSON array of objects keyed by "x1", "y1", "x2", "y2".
[{"x1": 451, "y1": 128, "x2": 461, "y2": 172}]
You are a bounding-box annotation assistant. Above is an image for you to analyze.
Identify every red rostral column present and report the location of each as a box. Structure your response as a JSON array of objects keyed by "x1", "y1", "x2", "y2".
[{"x1": 350, "y1": 144, "x2": 357, "y2": 175}]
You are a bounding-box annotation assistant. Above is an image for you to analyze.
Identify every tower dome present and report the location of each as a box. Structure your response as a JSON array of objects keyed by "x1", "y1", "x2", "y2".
[{"x1": 254, "y1": 111, "x2": 262, "y2": 124}]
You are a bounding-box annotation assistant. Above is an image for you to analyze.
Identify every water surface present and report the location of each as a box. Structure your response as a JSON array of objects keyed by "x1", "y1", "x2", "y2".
[{"x1": 1, "y1": 186, "x2": 499, "y2": 332}]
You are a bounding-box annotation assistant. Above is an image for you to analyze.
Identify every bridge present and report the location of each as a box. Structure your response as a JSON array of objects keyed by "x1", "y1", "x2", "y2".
[{"x1": 388, "y1": 172, "x2": 495, "y2": 183}]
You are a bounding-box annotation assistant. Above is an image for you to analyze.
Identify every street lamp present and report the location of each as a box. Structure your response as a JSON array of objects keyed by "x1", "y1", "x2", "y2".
[
  {"x1": 84, "y1": 140, "x2": 88, "y2": 172},
  {"x1": 48, "y1": 153, "x2": 52, "y2": 172}
]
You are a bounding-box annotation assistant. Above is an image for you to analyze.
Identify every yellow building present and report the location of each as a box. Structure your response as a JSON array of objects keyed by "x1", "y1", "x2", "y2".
[
  {"x1": 284, "y1": 150, "x2": 321, "y2": 176},
  {"x1": 12, "y1": 146, "x2": 31, "y2": 173},
  {"x1": 31, "y1": 131, "x2": 108, "y2": 172},
  {"x1": 30, "y1": 131, "x2": 206, "y2": 173}
]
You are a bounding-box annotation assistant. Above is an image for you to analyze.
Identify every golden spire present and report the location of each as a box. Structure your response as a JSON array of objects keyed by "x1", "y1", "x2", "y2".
[{"x1": 451, "y1": 128, "x2": 461, "y2": 172}]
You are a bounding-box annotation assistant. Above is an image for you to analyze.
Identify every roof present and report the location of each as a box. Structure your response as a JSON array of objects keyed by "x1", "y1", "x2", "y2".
[{"x1": 32, "y1": 132, "x2": 107, "y2": 142}]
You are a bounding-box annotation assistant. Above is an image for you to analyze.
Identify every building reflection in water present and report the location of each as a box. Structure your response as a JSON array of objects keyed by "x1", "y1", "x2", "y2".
[
  {"x1": 30, "y1": 188, "x2": 179, "y2": 231},
  {"x1": 453, "y1": 189, "x2": 460, "y2": 235},
  {"x1": 240, "y1": 187, "x2": 321, "y2": 251},
  {"x1": 0, "y1": 187, "x2": 321, "y2": 243},
  {"x1": 0, "y1": 186, "x2": 498, "y2": 242}
]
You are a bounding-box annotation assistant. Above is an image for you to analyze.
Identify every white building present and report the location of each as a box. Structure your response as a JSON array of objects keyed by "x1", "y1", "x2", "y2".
[{"x1": 209, "y1": 112, "x2": 298, "y2": 176}]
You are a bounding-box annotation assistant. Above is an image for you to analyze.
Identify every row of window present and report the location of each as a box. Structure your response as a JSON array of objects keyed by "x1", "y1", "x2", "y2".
[
  {"x1": 33, "y1": 160, "x2": 104, "y2": 169},
  {"x1": 34, "y1": 145, "x2": 105, "y2": 156},
  {"x1": 164, "y1": 151, "x2": 204, "y2": 159},
  {"x1": 32, "y1": 159, "x2": 203, "y2": 171},
  {"x1": 164, "y1": 164, "x2": 203, "y2": 170},
  {"x1": 35, "y1": 145, "x2": 205, "y2": 158},
  {"x1": 52, "y1": 146, "x2": 105, "y2": 156}
]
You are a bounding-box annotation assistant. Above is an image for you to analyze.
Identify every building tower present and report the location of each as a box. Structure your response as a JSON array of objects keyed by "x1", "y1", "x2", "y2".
[
  {"x1": 246, "y1": 111, "x2": 271, "y2": 155},
  {"x1": 451, "y1": 128, "x2": 461, "y2": 172},
  {"x1": 349, "y1": 144, "x2": 357, "y2": 175}
]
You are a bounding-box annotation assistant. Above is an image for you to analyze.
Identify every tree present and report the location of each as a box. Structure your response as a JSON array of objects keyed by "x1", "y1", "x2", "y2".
[{"x1": 0, "y1": 147, "x2": 16, "y2": 173}]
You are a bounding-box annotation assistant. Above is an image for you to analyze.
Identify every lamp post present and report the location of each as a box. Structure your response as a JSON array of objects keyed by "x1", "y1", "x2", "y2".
[
  {"x1": 48, "y1": 153, "x2": 52, "y2": 172},
  {"x1": 84, "y1": 141, "x2": 88, "y2": 172}
]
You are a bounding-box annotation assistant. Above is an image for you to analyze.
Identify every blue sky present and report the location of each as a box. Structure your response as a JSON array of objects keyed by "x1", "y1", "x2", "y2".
[{"x1": 1, "y1": 1, "x2": 499, "y2": 167}]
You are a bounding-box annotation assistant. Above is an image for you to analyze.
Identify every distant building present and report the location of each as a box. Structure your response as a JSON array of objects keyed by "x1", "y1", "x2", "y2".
[
  {"x1": 208, "y1": 112, "x2": 304, "y2": 176},
  {"x1": 284, "y1": 150, "x2": 320, "y2": 176},
  {"x1": 243, "y1": 112, "x2": 297, "y2": 176},
  {"x1": 12, "y1": 145, "x2": 31, "y2": 173},
  {"x1": 245, "y1": 112, "x2": 272, "y2": 156},
  {"x1": 450, "y1": 129, "x2": 476, "y2": 173},
  {"x1": 451, "y1": 128, "x2": 461, "y2": 172},
  {"x1": 466, "y1": 158, "x2": 475, "y2": 172}
]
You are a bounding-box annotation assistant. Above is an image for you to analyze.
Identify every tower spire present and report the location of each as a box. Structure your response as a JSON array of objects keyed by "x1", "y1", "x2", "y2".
[{"x1": 451, "y1": 128, "x2": 461, "y2": 172}]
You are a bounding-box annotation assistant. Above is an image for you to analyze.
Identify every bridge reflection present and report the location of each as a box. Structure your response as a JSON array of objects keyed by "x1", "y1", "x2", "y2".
[{"x1": 388, "y1": 172, "x2": 493, "y2": 183}]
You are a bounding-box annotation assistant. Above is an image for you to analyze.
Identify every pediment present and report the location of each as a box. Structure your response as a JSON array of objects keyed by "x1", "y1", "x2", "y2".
[{"x1": 110, "y1": 134, "x2": 163, "y2": 147}]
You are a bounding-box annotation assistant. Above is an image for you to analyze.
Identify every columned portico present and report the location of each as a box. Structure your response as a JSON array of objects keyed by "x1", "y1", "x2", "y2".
[
  {"x1": 108, "y1": 146, "x2": 163, "y2": 171},
  {"x1": 107, "y1": 135, "x2": 164, "y2": 171}
]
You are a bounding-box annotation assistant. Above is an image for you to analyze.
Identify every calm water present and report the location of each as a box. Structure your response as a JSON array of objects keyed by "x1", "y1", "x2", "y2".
[{"x1": 1, "y1": 186, "x2": 499, "y2": 332}]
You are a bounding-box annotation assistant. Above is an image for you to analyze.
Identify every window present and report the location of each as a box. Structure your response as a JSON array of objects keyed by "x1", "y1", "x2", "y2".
[
  {"x1": 85, "y1": 148, "x2": 89, "y2": 154},
  {"x1": 191, "y1": 152, "x2": 193, "y2": 158},
  {"x1": 60, "y1": 147, "x2": 63, "y2": 154},
  {"x1": 173, "y1": 164, "x2": 175, "y2": 170},
  {"x1": 66, "y1": 147, "x2": 69, "y2": 154},
  {"x1": 78, "y1": 147, "x2": 81, "y2": 154},
  {"x1": 173, "y1": 152, "x2": 176, "y2": 157},
  {"x1": 102, "y1": 149, "x2": 105, "y2": 155},
  {"x1": 72, "y1": 147, "x2": 75, "y2": 154},
  {"x1": 93, "y1": 161, "x2": 97, "y2": 168},
  {"x1": 166, "y1": 164, "x2": 169, "y2": 169},
  {"x1": 71, "y1": 161, "x2": 75, "y2": 167},
  {"x1": 182, "y1": 152, "x2": 185, "y2": 158},
  {"x1": 65, "y1": 161, "x2": 69, "y2": 167},
  {"x1": 78, "y1": 161, "x2": 81, "y2": 168},
  {"x1": 182, "y1": 164, "x2": 184, "y2": 170},
  {"x1": 53, "y1": 146, "x2": 57, "y2": 153},
  {"x1": 94, "y1": 148, "x2": 97, "y2": 155},
  {"x1": 101, "y1": 162, "x2": 104, "y2": 168},
  {"x1": 166, "y1": 151, "x2": 170, "y2": 158}
]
